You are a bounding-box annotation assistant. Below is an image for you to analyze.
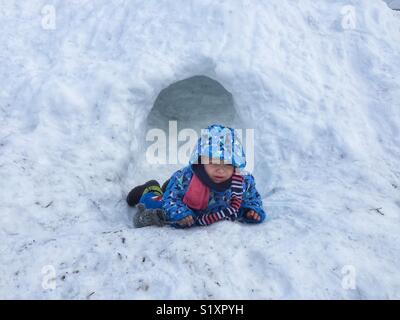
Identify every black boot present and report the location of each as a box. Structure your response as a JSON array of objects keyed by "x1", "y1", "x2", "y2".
[
  {"x1": 126, "y1": 180, "x2": 161, "y2": 207},
  {"x1": 161, "y1": 178, "x2": 171, "y2": 193}
]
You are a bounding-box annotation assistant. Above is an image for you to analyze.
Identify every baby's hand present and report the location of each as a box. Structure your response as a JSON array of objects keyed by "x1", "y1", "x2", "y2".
[
  {"x1": 246, "y1": 210, "x2": 261, "y2": 222},
  {"x1": 177, "y1": 215, "x2": 195, "y2": 227}
]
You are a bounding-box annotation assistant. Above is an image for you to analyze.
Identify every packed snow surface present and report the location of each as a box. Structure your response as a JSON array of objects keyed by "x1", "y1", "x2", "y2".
[{"x1": 1, "y1": 0, "x2": 400, "y2": 299}]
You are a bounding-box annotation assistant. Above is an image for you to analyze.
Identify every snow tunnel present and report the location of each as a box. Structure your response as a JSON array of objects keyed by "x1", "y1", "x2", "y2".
[
  {"x1": 146, "y1": 75, "x2": 241, "y2": 133},
  {"x1": 136, "y1": 75, "x2": 244, "y2": 181}
]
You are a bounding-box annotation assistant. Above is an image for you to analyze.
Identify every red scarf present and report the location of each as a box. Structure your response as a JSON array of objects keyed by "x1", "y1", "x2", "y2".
[{"x1": 183, "y1": 173, "x2": 210, "y2": 210}]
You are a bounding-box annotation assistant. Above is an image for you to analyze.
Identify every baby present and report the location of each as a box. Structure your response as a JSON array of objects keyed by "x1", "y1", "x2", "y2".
[{"x1": 127, "y1": 124, "x2": 266, "y2": 228}]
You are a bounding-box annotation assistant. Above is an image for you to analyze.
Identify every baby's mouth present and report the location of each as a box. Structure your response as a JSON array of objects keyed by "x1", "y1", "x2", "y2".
[{"x1": 213, "y1": 176, "x2": 225, "y2": 181}]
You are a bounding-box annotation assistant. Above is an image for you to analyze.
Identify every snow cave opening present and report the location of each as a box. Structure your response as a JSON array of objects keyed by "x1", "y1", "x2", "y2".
[
  {"x1": 141, "y1": 75, "x2": 243, "y2": 179},
  {"x1": 146, "y1": 75, "x2": 241, "y2": 134}
]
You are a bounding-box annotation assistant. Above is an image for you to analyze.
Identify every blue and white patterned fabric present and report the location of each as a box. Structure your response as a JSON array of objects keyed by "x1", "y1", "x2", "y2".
[
  {"x1": 162, "y1": 124, "x2": 266, "y2": 226},
  {"x1": 162, "y1": 165, "x2": 266, "y2": 225},
  {"x1": 188, "y1": 124, "x2": 247, "y2": 169}
]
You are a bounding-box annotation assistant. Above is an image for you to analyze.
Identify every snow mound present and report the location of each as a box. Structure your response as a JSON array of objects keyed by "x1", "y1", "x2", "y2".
[
  {"x1": 1, "y1": 0, "x2": 400, "y2": 299},
  {"x1": 384, "y1": 0, "x2": 400, "y2": 10}
]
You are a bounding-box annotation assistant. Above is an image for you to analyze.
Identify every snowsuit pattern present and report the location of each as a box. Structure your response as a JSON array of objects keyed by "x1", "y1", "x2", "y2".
[
  {"x1": 162, "y1": 166, "x2": 266, "y2": 226},
  {"x1": 161, "y1": 124, "x2": 266, "y2": 226}
]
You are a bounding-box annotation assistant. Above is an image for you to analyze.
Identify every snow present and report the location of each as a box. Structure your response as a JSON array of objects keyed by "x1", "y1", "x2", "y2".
[
  {"x1": 384, "y1": 0, "x2": 400, "y2": 10},
  {"x1": 1, "y1": 0, "x2": 400, "y2": 299}
]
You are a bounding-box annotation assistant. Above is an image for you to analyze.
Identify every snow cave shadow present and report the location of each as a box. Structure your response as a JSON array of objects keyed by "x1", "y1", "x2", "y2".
[
  {"x1": 147, "y1": 75, "x2": 241, "y2": 133},
  {"x1": 143, "y1": 75, "x2": 244, "y2": 179}
]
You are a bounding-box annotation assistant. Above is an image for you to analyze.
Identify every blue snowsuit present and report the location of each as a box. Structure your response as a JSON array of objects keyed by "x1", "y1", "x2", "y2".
[
  {"x1": 162, "y1": 165, "x2": 266, "y2": 226},
  {"x1": 139, "y1": 124, "x2": 267, "y2": 227}
]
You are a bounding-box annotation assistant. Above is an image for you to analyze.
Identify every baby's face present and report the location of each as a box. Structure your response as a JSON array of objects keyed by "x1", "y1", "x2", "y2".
[{"x1": 201, "y1": 156, "x2": 234, "y2": 183}]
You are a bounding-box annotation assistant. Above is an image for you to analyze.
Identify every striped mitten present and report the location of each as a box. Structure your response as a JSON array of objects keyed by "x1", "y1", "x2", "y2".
[{"x1": 196, "y1": 173, "x2": 244, "y2": 226}]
